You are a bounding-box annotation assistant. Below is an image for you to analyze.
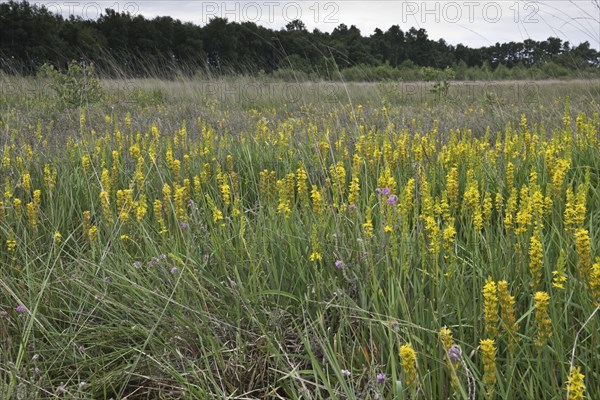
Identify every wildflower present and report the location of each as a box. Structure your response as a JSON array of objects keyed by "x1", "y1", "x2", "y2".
[
  {"x1": 439, "y1": 327, "x2": 454, "y2": 352},
  {"x1": 16, "y1": 305, "x2": 27, "y2": 314},
  {"x1": 170, "y1": 267, "x2": 178, "y2": 274},
  {"x1": 311, "y1": 186, "x2": 324, "y2": 215},
  {"x1": 589, "y1": 257, "x2": 600, "y2": 305},
  {"x1": 497, "y1": 281, "x2": 519, "y2": 348},
  {"x1": 381, "y1": 187, "x2": 390, "y2": 196},
  {"x1": 376, "y1": 373, "x2": 385, "y2": 383},
  {"x1": 7, "y1": 233, "x2": 17, "y2": 253},
  {"x1": 399, "y1": 343, "x2": 417, "y2": 389},
  {"x1": 482, "y1": 278, "x2": 499, "y2": 337},
  {"x1": 348, "y1": 204, "x2": 357, "y2": 212},
  {"x1": 566, "y1": 366, "x2": 586, "y2": 400},
  {"x1": 363, "y1": 211, "x2": 374, "y2": 238},
  {"x1": 552, "y1": 249, "x2": 568, "y2": 289},
  {"x1": 480, "y1": 338, "x2": 497, "y2": 398},
  {"x1": 53, "y1": 232, "x2": 62, "y2": 245},
  {"x1": 529, "y1": 230, "x2": 543, "y2": 288},
  {"x1": 575, "y1": 228, "x2": 592, "y2": 280},
  {"x1": 446, "y1": 167, "x2": 459, "y2": 209},
  {"x1": 341, "y1": 369, "x2": 351, "y2": 377},
  {"x1": 347, "y1": 178, "x2": 360, "y2": 208},
  {"x1": 387, "y1": 194, "x2": 398, "y2": 205},
  {"x1": 88, "y1": 226, "x2": 98, "y2": 242},
  {"x1": 533, "y1": 291, "x2": 552, "y2": 347},
  {"x1": 335, "y1": 260, "x2": 344, "y2": 269},
  {"x1": 180, "y1": 222, "x2": 188, "y2": 230},
  {"x1": 447, "y1": 344, "x2": 462, "y2": 365}
]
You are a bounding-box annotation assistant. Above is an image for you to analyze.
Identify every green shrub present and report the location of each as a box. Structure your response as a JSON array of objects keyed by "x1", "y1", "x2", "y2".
[{"x1": 38, "y1": 60, "x2": 102, "y2": 108}]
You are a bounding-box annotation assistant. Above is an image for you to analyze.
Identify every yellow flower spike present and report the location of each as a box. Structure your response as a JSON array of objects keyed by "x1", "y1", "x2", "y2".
[
  {"x1": 99, "y1": 191, "x2": 112, "y2": 223},
  {"x1": 482, "y1": 278, "x2": 499, "y2": 338},
  {"x1": 446, "y1": 167, "x2": 459, "y2": 210},
  {"x1": 497, "y1": 281, "x2": 519, "y2": 349},
  {"x1": 296, "y1": 166, "x2": 309, "y2": 207},
  {"x1": 533, "y1": 291, "x2": 552, "y2": 347},
  {"x1": 7, "y1": 232, "x2": 17, "y2": 254},
  {"x1": 438, "y1": 327, "x2": 454, "y2": 353},
  {"x1": 590, "y1": 257, "x2": 600, "y2": 305},
  {"x1": 552, "y1": 249, "x2": 568, "y2": 290},
  {"x1": 81, "y1": 153, "x2": 91, "y2": 173},
  {"x1": 44, "y1": 164, "x2": 57, "y2": 190},
  {"x1": 14, "y1": 198, "x2": 22, "y2": 214},
  {"x1": 480, "y1": 338, "x2": 497, "y2": 398},
  {"x1": 566, "y1": 366, "x2": 586, "y2": 400},
  {"x1": 53, "y1": 232, "x2": 62, "y2": 245},
  {"x1": 310, "y1": 186, "x2": 324, "y2": 216},
  {"x1": 528, "y1": 229, "x2": 543, "y2": 288},
  {"x1": 574, "y1": 228, "x2": 592, "y2": 281},
  {"x1": 399, "y1": 343, "x2": 418, "y2": 389},
  {"x1": 22, "y1": 172, "x2": 31, "y2": 193},
  {"x1": 88, "y1": 225, "x2": 98, "y2": 243},
  {"x1": 362, "y1": 209, "x2": 374, "y2": 238},
  {"x1": 26, "y1": 202, "x2": 38, "y2": 230}
]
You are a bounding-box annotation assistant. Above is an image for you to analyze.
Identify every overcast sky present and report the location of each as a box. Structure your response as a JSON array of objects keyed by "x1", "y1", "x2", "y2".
[{"x1": 34, "y1": 1, "x2": 600, "y2": 49}]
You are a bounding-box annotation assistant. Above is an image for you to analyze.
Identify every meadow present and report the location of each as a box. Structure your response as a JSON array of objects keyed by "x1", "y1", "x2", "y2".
[{"x1": 0, "y1": 75, "x2": 599, "y2": 399}]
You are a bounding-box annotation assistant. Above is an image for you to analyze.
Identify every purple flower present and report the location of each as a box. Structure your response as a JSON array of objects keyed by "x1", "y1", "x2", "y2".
[
  {"x1": 70, "y1": 273, "x2": 77, "y2": 280},
  {"x1": 381, "y1": 188, "x2": 390, "y2": 196},
  {"x1": 386, "y1": 194, "x2": 398, "y2": 205},
  {"x1": 180, "y1": 222, "x2": 188, "y2": 230},
  {"x1": 170, "y1": 267, "x2": 178, "y2": 274},
  {"x1": 375, "y1": 188, "x2": 382, "y2": 195},
  {"x1": 15, "y1": 305, "x2": 27, "y2": 314},
  {"x1": 78, "y1": 345, "x2": 85, "y2": 352},
  {"x1": 377, "y1": 373, "x2": 385, "y2": 383},
  {"x1": 335, "y1": 260, "x2": 344, "y2": 269},
  {"x1": 448, "y1": 344, "x2": 462, "y2": 364},
  {"x1": 348, "y1": 204, "x2": 357, "y2": 212}
]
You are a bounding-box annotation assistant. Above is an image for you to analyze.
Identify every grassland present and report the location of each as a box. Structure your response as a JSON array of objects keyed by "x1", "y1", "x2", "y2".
[{"x1": 0, "y1": 76, "x2": 599, "y2": 399}]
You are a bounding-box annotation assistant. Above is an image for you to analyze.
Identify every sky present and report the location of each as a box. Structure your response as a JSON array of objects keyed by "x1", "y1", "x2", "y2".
[{"x1": 33, "y1": 1, "x2": 600, "y2": 49}]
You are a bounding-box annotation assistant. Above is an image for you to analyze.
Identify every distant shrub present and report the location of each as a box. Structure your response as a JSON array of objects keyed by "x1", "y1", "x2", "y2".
[{"x1": 38, "y1": 60, "x2": 102, "y2": 108}]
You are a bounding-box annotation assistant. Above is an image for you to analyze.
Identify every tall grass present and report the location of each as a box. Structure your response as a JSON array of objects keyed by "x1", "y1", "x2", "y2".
[{"x1": 0, "y1": 77, "x2": 599, "y2": 399}]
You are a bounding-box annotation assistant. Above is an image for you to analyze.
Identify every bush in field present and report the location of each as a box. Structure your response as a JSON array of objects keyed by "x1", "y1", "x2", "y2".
[{"x1": 38, "y1": 60, "x2": 102, "y2": 108}]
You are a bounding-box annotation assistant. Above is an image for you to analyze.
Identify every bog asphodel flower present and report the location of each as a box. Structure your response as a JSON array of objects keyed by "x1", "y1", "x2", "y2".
[
  {"x1": 399, "y1": 343, "x2": 417, "y2": 389},
  {"x1": 589, "y1": 257, "x2": 600, "y2": 305},
  {"x1": 529, "y1": 229, "x2": 543, "y2": 288},
  {"x1": 497, "y1": 280, "x2": 519, "y2": 348},
  {"x1": 533, "y1": 291, "x2": 552, "y2": 347},
  {"x1": 566, "y1": 366, "x2": 586, "y2": 400},
  {"x1": 482, "y1": 278, "x2": 499, "y2": 337},
  {"x1": 480, "y1": 338, "x2": 497, "y2": 398}
]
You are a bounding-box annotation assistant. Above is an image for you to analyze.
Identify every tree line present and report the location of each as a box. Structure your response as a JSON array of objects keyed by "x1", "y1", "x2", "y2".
[{"x1": 1, "y1": 0, "x2": 598, "y2": 79}]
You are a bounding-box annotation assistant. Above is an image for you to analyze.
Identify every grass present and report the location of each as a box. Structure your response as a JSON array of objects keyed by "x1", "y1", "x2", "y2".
[{"x1": 0, "y1": 76, "x2": 599, "y2": 399}]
